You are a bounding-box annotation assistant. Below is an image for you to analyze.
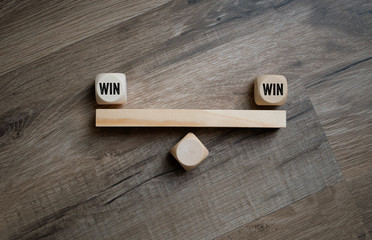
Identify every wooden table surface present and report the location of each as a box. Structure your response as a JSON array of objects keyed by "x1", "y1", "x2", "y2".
[{"x1": 1, "y1": 1, "x2": 371, "y2": 239}]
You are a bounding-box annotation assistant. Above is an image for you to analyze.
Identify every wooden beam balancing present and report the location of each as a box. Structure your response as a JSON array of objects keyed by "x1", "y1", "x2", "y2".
[{"x1": 96, "y1": 109, "x2": 286, "y2": 128}]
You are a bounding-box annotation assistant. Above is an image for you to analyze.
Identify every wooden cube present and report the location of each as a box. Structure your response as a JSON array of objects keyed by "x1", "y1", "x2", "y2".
[
  {"x1": 170, "y1": 133, "x2": 209, "y2": 171},
  {"x1": 254, "y1": 75, "x2": 288, "y2": 106},
  {"x1": 95, "y1": 73, "x2": 127, "y2": 105}
]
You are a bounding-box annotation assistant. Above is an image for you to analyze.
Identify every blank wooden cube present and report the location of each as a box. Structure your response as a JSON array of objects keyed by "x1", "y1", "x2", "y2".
[
  {"x1": 170, "y1": 133, "x2": 209, "y2": 171},
  {"x1": 254, "y1": 75, "x2": 288, "y2": 106},
  {"x1": 95, "y1": 73, "x2": 127, "y2": 105}
]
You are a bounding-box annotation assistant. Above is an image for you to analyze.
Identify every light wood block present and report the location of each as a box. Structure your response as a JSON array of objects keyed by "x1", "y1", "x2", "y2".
[
  {"x1": 95, "y1": 73, "x2": 127, "y2": 105},
  {"x1": 96, "y1": 109, "x2": 286, "y2": 128},
  {"x1": 170, "y1": 133, "x2": 209, "y2": 171},
  {"x1": 254, "y1": 75, "x2": 288, "y2": 106}
]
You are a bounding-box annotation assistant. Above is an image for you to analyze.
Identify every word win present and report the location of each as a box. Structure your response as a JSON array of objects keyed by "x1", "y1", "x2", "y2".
[
  {"x1": 262, "y1": 83, "x2": 284, "y2": 96},
  {"x1": 99, "y1": 82, "x2": 120, "y2": 95},
  {"x1": 254, "y1": 75, "x2": 288, "y2": 106},
  {"x1": 95, "y1": 73, "x2": 127, "y2": 105}
]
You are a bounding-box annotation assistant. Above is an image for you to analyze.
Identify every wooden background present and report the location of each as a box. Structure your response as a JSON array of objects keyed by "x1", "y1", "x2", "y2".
[{"x1": 0, "y1": 0, "x2": 371, "y2": 239}]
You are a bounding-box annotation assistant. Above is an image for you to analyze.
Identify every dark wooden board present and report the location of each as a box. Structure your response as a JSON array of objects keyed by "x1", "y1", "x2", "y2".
[
  {"x1": 0, "y1": 48, "x2": 343, "y2": 240},
  {"x1": 305, "y1": 59, "x2": 372, "y2": 180},
  {"x1": 0, "y1": 0, "x2": 370, "y2": 239},
  {"x1": 0, "y1": 0, "x2": 172, "y2": 75},
  {"x1": 0, "y1": 77, "x2": 342, "y2": 239},
  {"x1": 218, "y1": 181, "x2": 370, "y2": 240},
  {"x1": 348, "y1": 173, "x2": 372, "y2": 237}
]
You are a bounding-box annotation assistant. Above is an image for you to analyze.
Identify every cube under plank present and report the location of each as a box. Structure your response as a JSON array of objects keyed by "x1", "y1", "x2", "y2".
[{"x1": 170, "y1": 132, "x2": 209, "y2": 171}]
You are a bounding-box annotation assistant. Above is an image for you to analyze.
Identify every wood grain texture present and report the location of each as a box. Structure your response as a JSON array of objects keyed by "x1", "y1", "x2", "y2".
[
  {"x1": 348, "y1": 173, "x2": 372, "y2": 237},
  {"x1": 0, "y1": 79, "x2": 342, "y2": 239},
  {"x1": 0, "y1": 0, "x2": 171, "y2": 76},
  {"x1": 305, "y1": 59, "x2": 372, "y2": 180},
  {"x1": 96, "y1": 109, "x2": 286, "y2": 127},
  {"x1": 0, "y1": 0, "x2": 370, "y2": 239},
  {"x1": 217, "y1": 181, "x2": 371, "y2": 240},
  {"x1": 262, "y1": 0, "x2": 372, "y2": 180}
]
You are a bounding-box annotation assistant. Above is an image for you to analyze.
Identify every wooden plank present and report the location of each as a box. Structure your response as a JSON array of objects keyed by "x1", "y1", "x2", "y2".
[
  {"x1": 217, "y1": 181, "x2": 371, "y2": 240},
  {"x1": 96, "y1": 109, "x2": 286, "y2": 128}
]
